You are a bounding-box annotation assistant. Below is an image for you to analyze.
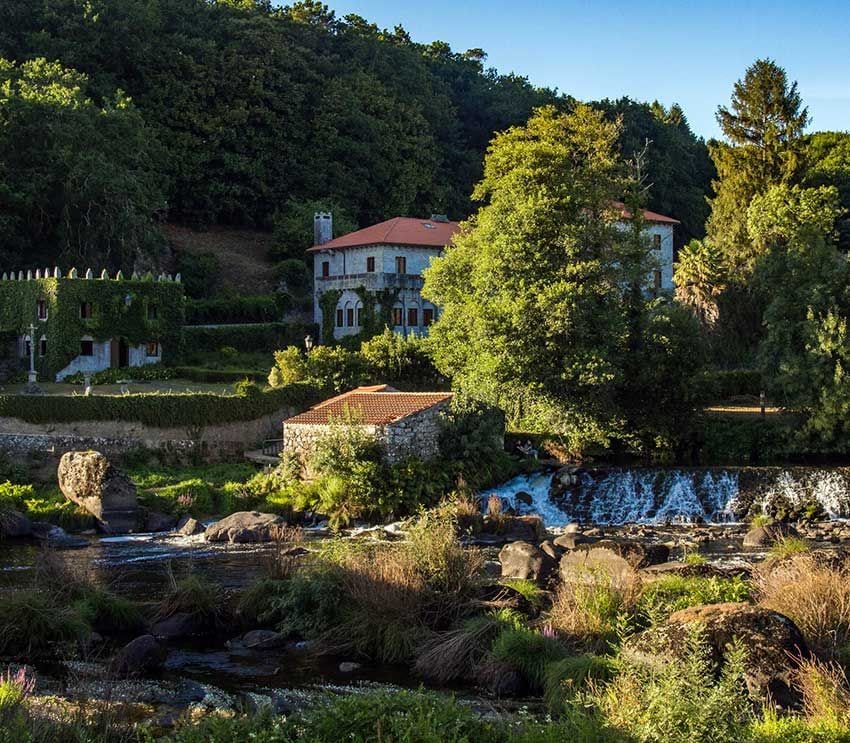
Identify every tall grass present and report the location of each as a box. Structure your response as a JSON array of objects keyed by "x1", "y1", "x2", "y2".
[
  {"x1": 548, "y1": 567, "x2": 639, "y2": 650},
  {"x1": 754, "y1": 553, "x2": 850, "y2": 657}
]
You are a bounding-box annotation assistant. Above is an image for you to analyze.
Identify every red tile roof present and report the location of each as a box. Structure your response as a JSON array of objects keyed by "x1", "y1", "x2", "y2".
[
  {"x1": 308, "y1": 217, "x2": 460, "y2": 252},
  {"x1": 284, "y1": 386, "x2": 454, "y2": 426},
  {"x1": 611, "y1": 201, "x2": 680, "y2": 225}
]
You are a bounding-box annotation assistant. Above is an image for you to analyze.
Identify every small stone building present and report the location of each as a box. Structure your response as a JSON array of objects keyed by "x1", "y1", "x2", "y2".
[{"x1": 282, "y1": 384, "x2": 453, "y2": 465}]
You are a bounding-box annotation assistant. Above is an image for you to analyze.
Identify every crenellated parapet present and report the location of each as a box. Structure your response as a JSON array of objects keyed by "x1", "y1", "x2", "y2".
[{"x1": 0, "y1": 268, "x2": 181, "y2": 283}]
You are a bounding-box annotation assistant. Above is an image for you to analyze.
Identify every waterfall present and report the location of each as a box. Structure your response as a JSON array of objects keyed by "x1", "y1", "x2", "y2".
[{"x1": 481, "y1": 467, "x2": 850, "y2": 527}]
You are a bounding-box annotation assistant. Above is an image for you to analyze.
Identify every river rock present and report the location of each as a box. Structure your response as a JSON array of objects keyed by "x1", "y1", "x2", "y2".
[
  {"x1": 571, "y1": 539, "x2": 669, "y2": 569},
  {"x1": 743, "y1": 523, "x2": 801, "y2": 548},
  {"x1": 515, "y1": 491, "x2": 533, "y2": 507},
  {"x1": 111, "y1": 635, "x2": 167, "y2": 678},
  {"x1": 30, "y1": 522, "x2": 89, "y2": 549},
  {"x1": 339, "y1": 661, "x2": 361, "y2": 673},
  {"x1": 0, "y1": 510, "x2": 31, "y2": 538},
  {"x1": 552, "y1": 533, "x2": 590, "y2": 551},
  {"x1": 627, "y1": 602, "x2": 807, "y2": 708},
  {"x1": 499, "y1": 541, "x2": 555, "y2": 583},
  {"x1": 205, "y1": 511, "x2": 285, "y2": 543},
  {"x1": 145, "y1": 511, "x2": 178, "y2": 533},
  {"x1": 58, "y1": 451, "x2": 139, "y2": 534},
  {"x1": 176, "y1": 515, "x2": 204, "y2": 536},
  {"x1": 151, "y1": 612, "x2": 202, "y2": 640},
  {"x1": 559, "y1": 545, "x2": 637, "y2": 592}
]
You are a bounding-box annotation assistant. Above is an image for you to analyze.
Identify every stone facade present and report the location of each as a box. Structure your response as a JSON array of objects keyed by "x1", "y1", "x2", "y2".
[{"x1": 283, "y1": 399, "x2": 450, "y2": 469}]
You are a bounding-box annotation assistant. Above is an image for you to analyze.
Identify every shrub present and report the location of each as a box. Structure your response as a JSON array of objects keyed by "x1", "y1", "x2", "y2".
[
  {"x1": 637, "y1": 575, "x2": 751, "y2": 623},
  {"x1": 266, "y1": 564, "x2": 346, "y2": 640},
  {"x1": 548, "y1": 567, "x2": 639, "y2": 650},
  {"x1": 543, "y1": 654, "x2": 615, "y2": 711},
  {"x1": 593, "y1": 629, "x2": 752, "y2": 743},
  {"x1": 182, "y1": 322, "x2": 318, "y2": 355},
  {"x1": 0, "y1": 383, "x2": 321, "y2": 427},
  {"x1": 766, "y1": 536, "x2": 811, "y2": 561},
  {"x1": 156, "y1": 573, "x2": 225, "y2": 627},
  {"x1": 0, "y1": 590, "x2": 90, "y2": 657},
  {"x1": 490, "y1": 626, "x2": 569, "y2": 690},
  {"x1": 0, "y1": 482, "x2": 35, "y2": 511},
  {"x1": 414, "y1": 610, "x2": 521, "y2": 684},
  {"x1": 236, "y1": 578, "x2": 292, "y2": 627},
  {"x1": 754, "y1": 553, "x2": 850, "y2": 657},
  {"x1": 74, "y1": 590, "x2": 145, "y2": 635}
]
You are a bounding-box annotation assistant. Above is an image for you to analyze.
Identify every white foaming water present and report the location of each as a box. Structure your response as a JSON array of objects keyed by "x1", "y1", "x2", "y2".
[{"x1": 482, "y1": 468, "x2": 850, "y2": 527}]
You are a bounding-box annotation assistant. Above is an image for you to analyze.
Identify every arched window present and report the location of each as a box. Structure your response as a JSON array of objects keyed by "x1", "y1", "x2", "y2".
[
  {"x1": 392, "y1": 305, "x2": 403, "y2": 327},
  {"x1": 345, "y1": 301, "x2": 355, "y2": 328},
  {"x1": 355, "y1": 302, "x2": 364, "y2": 327}
]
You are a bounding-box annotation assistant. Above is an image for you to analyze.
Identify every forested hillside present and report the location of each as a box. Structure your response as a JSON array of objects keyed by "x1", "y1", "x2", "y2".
[{"x1": 0, "y1": 0, "x2": 713, "y2": 270}]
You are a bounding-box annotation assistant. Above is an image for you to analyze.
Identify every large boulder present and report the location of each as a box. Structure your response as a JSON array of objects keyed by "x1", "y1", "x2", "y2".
[
  {"x1": 176, "y1": 515, "x2": 204, "y2": 537},
  {"x1": 559, "y1": 544, "x2": 638, "y2": 593},
  {"x1": 559, "y1": 540, "x2": 669, "y2": 585},
  {"x1": 627, "y1": 602, "x2": 807, "y2": 708},
  {"x1": 743, "y1": 523, "x2": 801, "y2": 548},
  {"x1": 58, "y1": 451, "x2": 139, "y2": 534},
  {"x1": 111, "y1": 635, "x2": 167, "y2": 678},
  {"x1": 205, "y1": 511, "x2": 285, "y2": 543},
  {"x1": 498, "y1": 541, "x2": 555, "y2": 583}
]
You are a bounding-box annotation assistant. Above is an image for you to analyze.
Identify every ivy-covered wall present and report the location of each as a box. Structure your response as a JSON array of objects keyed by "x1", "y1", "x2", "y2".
[{"x1": 0, "y1": 274, "x2": 184, "y2": 378}]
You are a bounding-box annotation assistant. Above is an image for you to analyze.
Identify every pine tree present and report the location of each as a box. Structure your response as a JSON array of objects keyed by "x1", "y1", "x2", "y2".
[{"x1": 707, "y1": 59, "x2": 809, "y2": 272}]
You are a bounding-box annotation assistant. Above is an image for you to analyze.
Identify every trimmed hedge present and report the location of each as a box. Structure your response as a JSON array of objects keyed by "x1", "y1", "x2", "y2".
[
  {"x1": 182, "y1": 322, "x2": 318, "y2": 354},
  {"x1": 185, "y1": 295, "x2": 283, "y2": 324},
  {"x1": 0, "y1": 383, "x2": 321, "y2": 427}
]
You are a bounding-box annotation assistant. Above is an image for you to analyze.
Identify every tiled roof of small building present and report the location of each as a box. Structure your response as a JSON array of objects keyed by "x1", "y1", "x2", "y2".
[
  {"x1": 284, "y1": 385, "x2": 454, "y2": 425},
  {"x1": 611, "y1": 201, "x2": 680, "y2": 225},
  {"x1": 308, "y1": 217, "x2": 459, "y2": 252}
]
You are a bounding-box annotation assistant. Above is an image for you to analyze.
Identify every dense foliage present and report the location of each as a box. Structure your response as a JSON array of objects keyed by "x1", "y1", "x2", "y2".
[
  {"x1": 423, "y1": 105, "x2": 704, "y2": 455},
  {"x1": 0, "y1": 0, "x2": 714, "y2": 268},
  {"x1": 0, "y1": 58, "x2": 165, "y2": 270},
  {"x1": 268, "y1": 329, "x2": 444, "y2": 392}
]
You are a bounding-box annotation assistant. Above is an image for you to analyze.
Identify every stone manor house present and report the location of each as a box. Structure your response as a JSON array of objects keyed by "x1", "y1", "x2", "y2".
[{"x1": 310, "y1": 206, "x2": 679, "y2": 341}]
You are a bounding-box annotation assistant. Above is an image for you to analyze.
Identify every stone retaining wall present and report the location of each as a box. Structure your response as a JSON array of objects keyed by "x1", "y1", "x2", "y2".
[{"x1": 0, "y1": 403, "x2": 303, "y2": 464}]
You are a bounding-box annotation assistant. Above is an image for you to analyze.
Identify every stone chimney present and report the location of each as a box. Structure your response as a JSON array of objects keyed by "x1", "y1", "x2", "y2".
[{"x1": 314, "y1": 212, "x2": 333, "y2": 246}]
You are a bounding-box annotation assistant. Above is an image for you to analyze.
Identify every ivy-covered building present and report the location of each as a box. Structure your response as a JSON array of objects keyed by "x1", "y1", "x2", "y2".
[
  {"x1": 0, "y1": 268, "x2": 184, "y2": 382},
  {"x1": 309, "y1": 213, "x2": 456, "y2": 342}
]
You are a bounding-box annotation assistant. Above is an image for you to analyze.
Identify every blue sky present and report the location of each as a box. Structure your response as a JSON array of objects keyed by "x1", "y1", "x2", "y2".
[{"x1": 326, "y1": 0, "x2": 850, "y2": 140}]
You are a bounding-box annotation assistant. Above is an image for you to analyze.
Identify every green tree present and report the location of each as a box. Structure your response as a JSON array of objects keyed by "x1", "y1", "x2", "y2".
[
  {"x1": 746, "y1": 184, "x2": 841, "y2": 255},
  {"x1": 0, "y1": 57, "x2": 165, "y2": 269},
  {"x1": 804, "y1": 131, "x2": 850, "y2": 250},
  {"x1": 673, "y1": 240, "x2": 727, "y2": 326},
  {"x1": 271, "y1": 199, "x2": 357, "y2": 261},
  {"x1": 424, "y1": 105, "x2": 701, "y2": 454},
  {"x1": 707, "y1": 59, "x2": 809, "y2": 272}
]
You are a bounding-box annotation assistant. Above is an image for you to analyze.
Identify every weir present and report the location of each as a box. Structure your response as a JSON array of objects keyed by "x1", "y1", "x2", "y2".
[{"x1": 482, "y1": 467, "x2": 850, "y2": 526}]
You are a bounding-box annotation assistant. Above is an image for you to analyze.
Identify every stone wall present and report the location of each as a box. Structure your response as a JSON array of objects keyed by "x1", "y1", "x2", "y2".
[
  {"x1": 0, "y1": 402, "x2": 304, "y2": 464},
  {"x1": 283, "y1": 422, "x2": 382, "y2": 469},
  {"x1": 382, "y1": 402, "x2": 448, "y2": 463}
]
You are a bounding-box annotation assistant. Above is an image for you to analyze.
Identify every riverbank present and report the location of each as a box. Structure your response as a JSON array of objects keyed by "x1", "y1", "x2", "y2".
[{"x1": 1, "y1": 502, "x2": 850, "y2": 741}]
